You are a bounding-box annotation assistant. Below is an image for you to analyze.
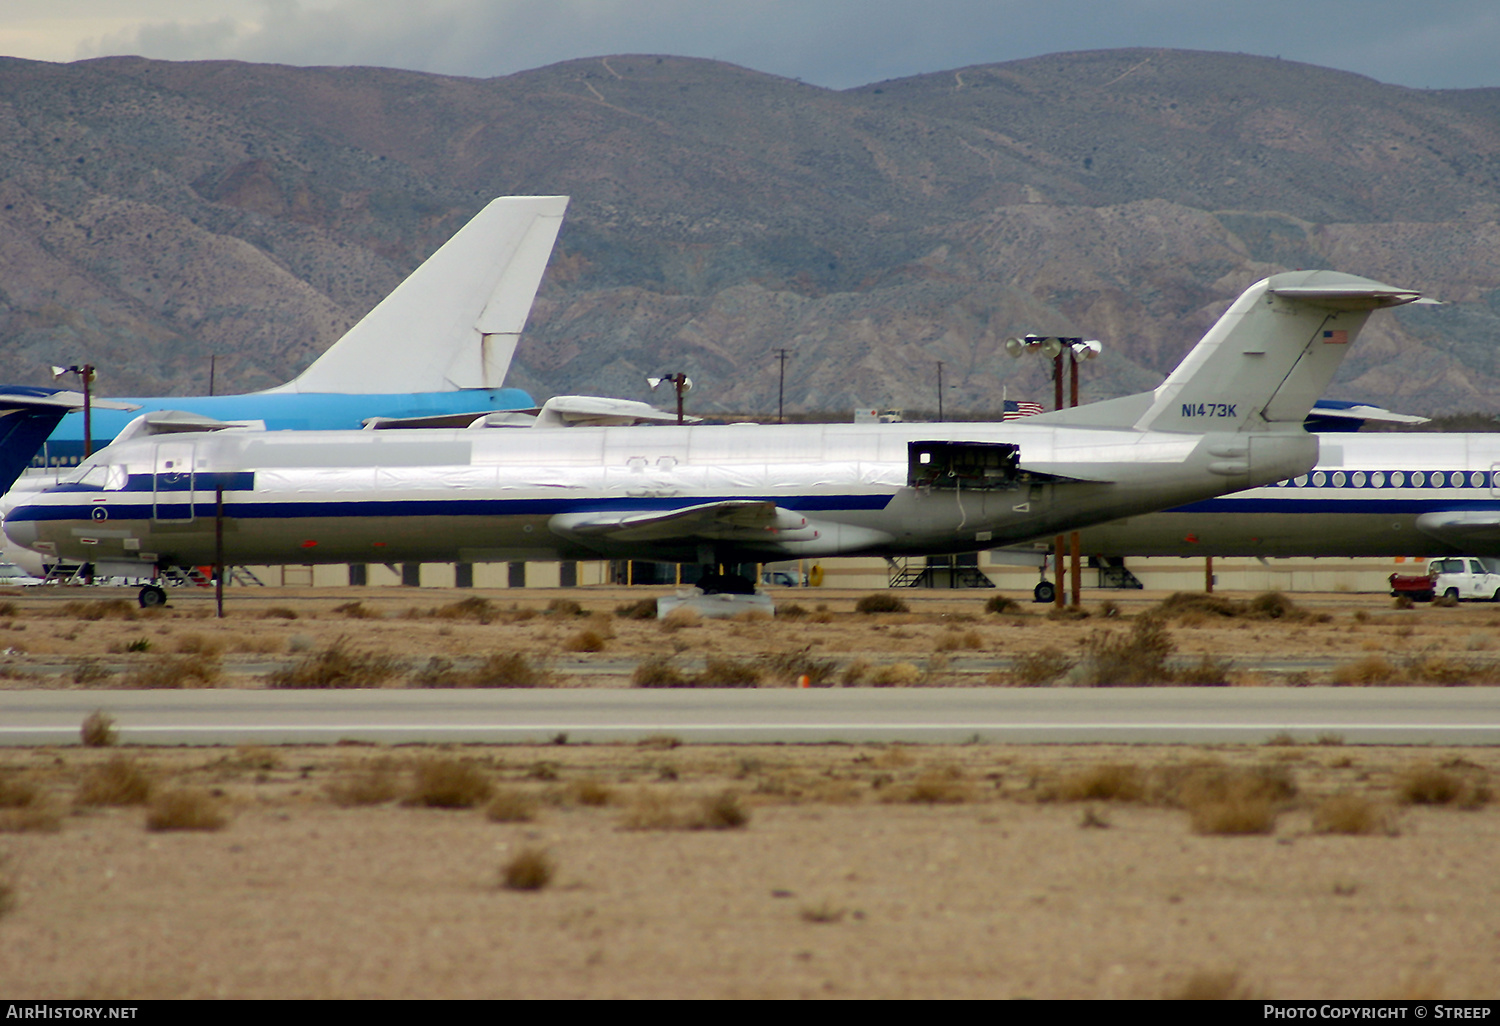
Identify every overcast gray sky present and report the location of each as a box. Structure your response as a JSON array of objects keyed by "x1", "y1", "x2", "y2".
[{"x1": 5, "y1": 0, "x2": 1499, "y2": 91}]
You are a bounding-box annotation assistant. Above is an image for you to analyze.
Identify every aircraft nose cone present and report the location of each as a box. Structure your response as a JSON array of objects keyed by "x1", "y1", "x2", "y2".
[{"x1": 2, "y1": 514, "x2": 37, "y2": 552}]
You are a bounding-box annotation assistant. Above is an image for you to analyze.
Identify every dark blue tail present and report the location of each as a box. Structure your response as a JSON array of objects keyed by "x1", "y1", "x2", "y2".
[{"x1": 0, "y1": 387, "x2": 84, "y2": 493}]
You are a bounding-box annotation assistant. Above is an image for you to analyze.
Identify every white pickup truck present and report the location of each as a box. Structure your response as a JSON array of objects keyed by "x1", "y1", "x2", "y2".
[{"x1": 1428, "y1": 556, "x2": 1500, "y2": 602}]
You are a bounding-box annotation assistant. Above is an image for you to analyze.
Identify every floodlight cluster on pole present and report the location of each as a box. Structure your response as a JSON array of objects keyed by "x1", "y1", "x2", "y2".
[
  {"x1": 647, "y1": 372, "x2": 692, "y2": 424},
  {"x1": 1003, "y1": 334, "x2": 1104, "y2": 608},
  {"x1": 51, "y1": 363, "x2": 95, "y2": 458}
]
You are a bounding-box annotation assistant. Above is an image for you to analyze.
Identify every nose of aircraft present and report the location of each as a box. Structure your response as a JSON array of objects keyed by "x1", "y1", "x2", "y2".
[{"x1": 2, "y1": 512, "x2": 37, "y2": 552}]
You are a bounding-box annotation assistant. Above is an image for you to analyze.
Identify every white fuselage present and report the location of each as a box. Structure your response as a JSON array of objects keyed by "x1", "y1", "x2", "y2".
[{"x1": 3, "y1": 420, "x2": 1317, "y2": 570}]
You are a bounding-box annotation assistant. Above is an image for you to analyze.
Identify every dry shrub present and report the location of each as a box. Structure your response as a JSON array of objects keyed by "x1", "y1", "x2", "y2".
[
  {"x1": 76, "y1": 755, "x2": 153, "y2": 806},
  {"x1": 266, "y1": 640, "x2": 400, "y2": 689},
  {"x1": 70, "y1": 658, "x2": 112, "y2": 685},
  {"x1": 777, "y1": 603, "x2": 808, "y2": 620},
  {"x1": 800, "y1": 901, "x2": 847, "y2": 924},
  {"x1": 985, "y1": 594, "x2": 1022, "y2": 615},
  {"x1": 1190, "y1": 798, "x2": 1277, "y2": 835},
  {"x1": 615, "y1": 598, "x2": 658, "y2": 620},
  {"x1": 1152, "y1": 591, "x2": 1327, "y2": 624},
  {"x1": 403, "y1": 758, "x2": 493, "y2": 809},
  {"x1": 0, "y1": 807, "x2": 61, "y2": 833},
  {"x1": 632, "y1": 655, "x2": 690, "y2": 688},
  {"x1": 1077, "y1": 617, "x2": 1175, "y2": 686},
  {"x1": 146, "y1": 789, "x2": 227, "y2": 831},
  {"x1": 564, "y1": 628, "x2": 608, "y2": 653},
  {"x1": 1312, "y1": 794, "x2": 1394, "y2": 836},
  {"x1": 1332, "y1": 654, "x2": 1500, "y2": 686},
  {"x1": 697, "y1": 658, "x2": 762, "y2": 687},
  {"x1": 568, "y1": 777, "x2": 614, "y2": 807},
  {"x1": 934, "y1": 629, "x2": 982, "y2": 652},
  {"x1": 485, "y1": 788, "x2": 537, "y2": 822},
  {"x1": 840, "y1": 658, "x2": 871, "y2": 686},
  {"x1": 332, "y1": 601, "x2": 380, "y2": 620},
  {"x1": 1045, "y1": 606, "x2": 1091, "y2": 622},
  {"x1": 1052, "y1": 763, "x2": 1146, "y2": 803},
  {"x1": 501, "y1": 848, "x2": 553, "y2": 891},
  {"x1": 60, "y1": 599, "x2": 136, "y2": 621},
  {"x1": 1010, "y1": 647, "x2": 1074, "y2": 686},
  {"x1": 620, "y1": 789, "x2": 680, "y2": 830},
  {"x1": 692, "y1": 790, "x2": 750, "y2": 829},
  {"x1": 410, "y1": 656, "x2": 461, "y2": 687},
  {"x1": 261, "y1": 606, "x2": 299, "y2": 620},
  {"x1": 546, "y1": 598, "x2": 585, "y2": 617},
  {"x1": 1169, "y1": 763, "x2": 1293, "y2": 836},
  {"x1": 868, "y1": 662, "x2": 923, "y2": 687},
  {"x1": 759, "y1": 649, "x2": 837, "y2": 687},
  {"x1": 619, "y1": 789, "x2": 749, "y2": 831},
  {"x1": 433, "y1": 596, "x2": 496, "y2": 624},
  {"x1": 1435, "y1": 593, "x2": 1460, "y2": 608},
  {"x1": 883, "y1": 766, "x2": 973, "y2": 804},
  {"x1": 326, "y1": 761, "x2": 401, "y2": 807},
  {"x1": 1174, "y1": 654, "x2": 1234, "y2": 687},
  {"x1": 658, "y1": 606, "x2": 701, "y2": 632},
  {"x1": 808, "y1": 610, "x2": 835, "y2": 624},
  {"x1": 120, "y1": 653, "x2": 221, "y2": 689},
  {"x1": 1167, "y1": 970, "x2": 1253, "y2": 1000},
  {"x1": 469, "y1": 653, "x2": 552, "y2": 688},
  {"x1": 1170, "y1": 763, "x2": 1297, "y2": 809},
  {"x1": 1397, "y1": 765, "x2": 1489, "y2": 808},
  {"x1": 173, "y1": 633, "x2": 225, "y2": 656},
  {"x1": 855, "y1": 592, "x2": 908, "y2": 614},
  {"x1": 637, "y1": 734, "x2": 681, "y2": 751},
  {"x1": 80, "y1": 709, "x2": 116, "y2": 747},
  {"x1": 0, "y1": 774, "x2": 40, "y2": 809}
]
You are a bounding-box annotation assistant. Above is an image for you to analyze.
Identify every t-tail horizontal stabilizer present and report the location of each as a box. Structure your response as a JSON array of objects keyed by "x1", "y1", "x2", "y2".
[
  {"x1": 0, "y1": 388, "x2": 138, "y2": 492},
  {"x1": 265, "y1": 195, "x2": 569, "y2": 395},
  {"x1": 1036, "y1": 271, "x2": 1420, "y2": 433}
]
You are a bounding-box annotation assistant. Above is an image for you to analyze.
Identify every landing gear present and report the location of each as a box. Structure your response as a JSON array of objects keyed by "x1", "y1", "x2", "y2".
[
  {"x1": 695, "y1": 569, "x2": 757, "y2": 595},
  {"x1": 138, "y1": 584, "x2": 167, "y2": 609},
  {"x1": 1033, "y1": 580, "x2": 1056, "y2": 604}
]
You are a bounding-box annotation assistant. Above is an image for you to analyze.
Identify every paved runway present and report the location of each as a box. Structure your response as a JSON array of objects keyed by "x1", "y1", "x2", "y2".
[{"x1": 4, "y1": 687, "x2": 1500, "y2": 746}]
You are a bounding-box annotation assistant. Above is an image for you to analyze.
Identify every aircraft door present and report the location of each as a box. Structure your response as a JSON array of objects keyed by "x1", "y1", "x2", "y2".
[{"x1": 153, "y1": 443, "x2": 196, "y2": 523}]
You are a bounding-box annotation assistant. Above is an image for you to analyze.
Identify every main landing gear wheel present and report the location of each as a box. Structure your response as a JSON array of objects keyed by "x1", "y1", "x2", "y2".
[
  {"x1": 138, "y1": 585, "x2": 167, "y2": 609},
  {"x1": 1033, "y1": 581, "x2": 1056, "y2": 604}
]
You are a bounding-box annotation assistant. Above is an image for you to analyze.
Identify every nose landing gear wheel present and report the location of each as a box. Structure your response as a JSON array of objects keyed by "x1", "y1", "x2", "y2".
[
  {"x1": 138, "y1": 585, "x2": 167, "y2": 609},
  {"x1": 1033, "y1": 581, "x2": 1056, "y2": 604}
]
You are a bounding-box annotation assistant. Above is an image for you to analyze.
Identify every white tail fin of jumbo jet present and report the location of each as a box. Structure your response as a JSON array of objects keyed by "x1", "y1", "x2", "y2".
[{"x1": 263, "y1": 195, "x2": 570, "y2": 394}]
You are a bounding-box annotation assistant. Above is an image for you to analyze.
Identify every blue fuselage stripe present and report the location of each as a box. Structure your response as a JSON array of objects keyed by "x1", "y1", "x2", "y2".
[{"x1": 10, "y1": 493, "x2": 895, "y2": 523}]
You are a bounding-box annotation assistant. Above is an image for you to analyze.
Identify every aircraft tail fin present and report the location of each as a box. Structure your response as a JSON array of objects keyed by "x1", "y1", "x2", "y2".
[
  {"x1": 0, "y1": 388, "x2": 95, "y2": 492},
  {"x1": 266, "y1": 195, "x2": 569, "y2": 395},
  {"x1": 1036, "y1": 271, "x2": 1419, "y2": 433}
]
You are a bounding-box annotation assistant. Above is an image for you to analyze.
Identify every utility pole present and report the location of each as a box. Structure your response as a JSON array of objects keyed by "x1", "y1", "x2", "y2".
[
  {"x1": 775, "y1": 349, "x2": 790, "y2": 424},
  {"x1": 936, "y1": 361, "x2": 945, "y2": 423}
]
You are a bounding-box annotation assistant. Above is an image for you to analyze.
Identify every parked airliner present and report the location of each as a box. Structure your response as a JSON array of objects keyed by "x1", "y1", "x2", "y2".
[
  {"x1": 1066, "y1": 432, "x2": 1500, "y2": 557},
  {"x1": 3, "y1": 271, "x2": 1418, "y2": 605},
  {"x1": 26, "y1": 195, "x2": 569, "y2": 469}
]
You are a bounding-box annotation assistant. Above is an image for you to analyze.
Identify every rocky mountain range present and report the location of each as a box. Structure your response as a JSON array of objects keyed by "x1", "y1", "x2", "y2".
[{"x1": 2, "y1": 47, "x2": 1500, "y2": 416}]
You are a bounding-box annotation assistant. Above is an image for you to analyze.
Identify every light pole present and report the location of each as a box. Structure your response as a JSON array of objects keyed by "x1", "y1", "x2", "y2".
[
  {"x1": 1004, "y1": 336, "x2": 1102, "y2": 607},
  {"x1": 936, "y1": 361, "x2": 944, "y2": 422},
  {"x1": 774, "y1": 349, "x2": 790, "y2": 424},
  {"x1": 647, "y1": 373, "x2": 692, "y2": 425},
  {"x1": 51, "y1": 364, "x2": 96, "y2": 458}
]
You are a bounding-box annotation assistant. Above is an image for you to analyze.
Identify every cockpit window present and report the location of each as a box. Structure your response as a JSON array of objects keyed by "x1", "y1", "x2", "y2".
[{"x1": 76, "y1": 465, "x2": 108, "y2": 489}]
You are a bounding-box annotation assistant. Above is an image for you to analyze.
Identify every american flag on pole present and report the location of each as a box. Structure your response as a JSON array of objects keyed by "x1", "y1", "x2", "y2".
[
  {"x1": 1322, "y1": 329, "x2": 1349, "y2": 344},
  {"x1": 1003, "y1": 400, "x2": 1045, "y2": 420}
]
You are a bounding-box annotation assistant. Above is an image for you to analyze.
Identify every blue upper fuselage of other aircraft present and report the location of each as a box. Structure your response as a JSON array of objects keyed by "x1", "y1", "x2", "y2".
[{"x1": 32, "y1": 388, "x2": 533, "y2": 468}]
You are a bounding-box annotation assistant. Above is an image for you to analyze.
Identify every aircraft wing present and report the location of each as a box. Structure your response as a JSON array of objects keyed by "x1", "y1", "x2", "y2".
[
  {"x1": 1415, "y1": 511, "x2": 1500, "y2": 549},
  {"x1": 550, "y1": 501, "x2": 815, "y2": 544}
]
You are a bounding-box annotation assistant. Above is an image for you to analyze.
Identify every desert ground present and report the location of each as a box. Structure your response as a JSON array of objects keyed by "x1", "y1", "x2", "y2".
[{"x1": 1, "y1": 583, "x2": 1498, "y2": 999}]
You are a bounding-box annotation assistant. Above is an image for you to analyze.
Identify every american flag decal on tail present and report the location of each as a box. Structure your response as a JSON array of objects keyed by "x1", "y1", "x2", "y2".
[
  {"x1": 1003, "y1": 400, "x2": 1045, "y2": 420},
  {"x1": 1322, "y1": 329, "x2": 1349, "y2": 344}
]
